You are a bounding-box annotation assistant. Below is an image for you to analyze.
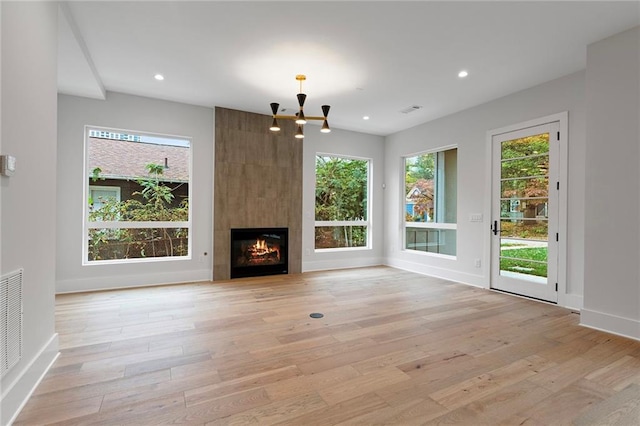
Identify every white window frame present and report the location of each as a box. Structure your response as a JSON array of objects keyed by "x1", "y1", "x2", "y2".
[
  {"x1": 83, "y1": 125, "x2": 192, "y2": 265},
  {"x1": 314, "y1": 153, "x2": 372, "y2": 251},
  {"x1": 403, "y1": 145, "x2": 457, "y2": 258}
]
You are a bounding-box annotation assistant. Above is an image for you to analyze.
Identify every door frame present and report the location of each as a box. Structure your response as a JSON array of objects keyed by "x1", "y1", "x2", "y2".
[{"x1": 484, "y1": 112, "x2": 568, "y2": 305}]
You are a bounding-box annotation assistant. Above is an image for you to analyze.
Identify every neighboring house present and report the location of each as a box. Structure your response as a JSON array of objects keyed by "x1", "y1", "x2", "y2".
[
  {"x1": 87, "y1": 136, "x2": 189, "y2": 210},
  {"x1": 405, "y1": 179, "x2": 434, "y2": 221}
]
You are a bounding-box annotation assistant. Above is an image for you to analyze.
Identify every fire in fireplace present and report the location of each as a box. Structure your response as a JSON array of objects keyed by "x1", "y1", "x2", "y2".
[{"x1": 230, "y1": 228, "x2": 288, "y2": 278}]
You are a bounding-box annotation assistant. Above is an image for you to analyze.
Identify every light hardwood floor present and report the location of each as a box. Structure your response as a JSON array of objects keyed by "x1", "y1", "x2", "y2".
[{"x1": 14, "y1": 267, "x2": 640, "y2": 425}]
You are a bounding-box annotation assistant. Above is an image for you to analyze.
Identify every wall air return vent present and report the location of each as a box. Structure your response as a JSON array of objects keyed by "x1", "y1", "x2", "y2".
[
  {"x1": 1, "y1": 268, "x2": 23, "y2": 377},
  {"x1": 400, "y1": 105, "x2": 423, "y2": 114}
]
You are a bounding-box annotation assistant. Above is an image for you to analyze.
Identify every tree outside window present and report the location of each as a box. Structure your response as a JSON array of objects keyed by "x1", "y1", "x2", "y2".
[
  {"x1": 315, "y1": 155, "x2": 370, "y2": 249},
  {"x1": 404, "y1": 148, "x2": 457, "y2": 256}
]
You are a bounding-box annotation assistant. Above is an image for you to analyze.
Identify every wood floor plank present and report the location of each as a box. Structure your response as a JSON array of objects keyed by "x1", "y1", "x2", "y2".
[
  {"x1": 283, "y1": 393, "x2": 390, "y2": 426},
  {"x1": 585, "y1": 354, "x2": 640, "y2": 391},
  {"x1": 429, "y1": 356, "x2": 553, "y2": 410},
  {"x1": 574, "y1": 383, "x2": 640, "y2": 426},
  {"x1": 205, "y1": 391, "x2": 327, "y2": 425},
  {"x1": 351, "y1": 347, "x2": 428, "y2": 375},
  {"x1": 51, "y1": 392, "x2": 186, "y2": 426},
  {"x1": 14, "y1": 395, "x2": 104, "y2": 425},
  {"x1": 513, "y1": 379, "x2": 608, "y2": 425},
  {"x1": 317, "y1": 367, "x2": 411, "y2": 405},
  {"x1": 528, "y1": 356, "x2": 596, "y2": 392},
  {"x1": 124, "y1": 350, "x2": 211, "y2": 377},
  {"x1": 100, "y1": 369, "x2": 221, "y2": 411},
  {"x1": 170, "y1": 358, "x2": 220, "y2": 380},
  {"x1": 13, "y1": 266, "x2": 640, "y2": 425},
  {"x1": 185, "y1": 387, "x2": 272, "y2": 424},
  {"x1": 463, "y1": 379, "x2": 553, "y2": 422},
  {"x1": 26, "y1": 369, "x2": 171, "y2": 409},
  {"x1": 335, "y1": 396, "x2": 447, "y2": 425},
  {"x1": 263, "y1": 365, "x2": 361, "y2": 401},
  {"x1": 184, "y1": 366, "x2": 301, "y2": 408}
]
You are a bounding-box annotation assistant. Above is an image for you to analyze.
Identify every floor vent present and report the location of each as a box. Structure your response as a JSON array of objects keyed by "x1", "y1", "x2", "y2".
[{"x1": 1, "y1": 268, "x2": 23, "y2": 377}]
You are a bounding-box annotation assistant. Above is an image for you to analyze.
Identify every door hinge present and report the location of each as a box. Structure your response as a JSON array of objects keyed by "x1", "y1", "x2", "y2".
[
  {"x1": 557, "y1": 181, "x2": 560, "y2": 190},
  {"x1": 555, "y1": 283, "x2": 558, "y2": 291},
  {"x1": 556, "y1": 233, "x2": 559, "y2": 242},
  {"x1": 557, "y1": 131, "x2": 560, "y2": 141}
]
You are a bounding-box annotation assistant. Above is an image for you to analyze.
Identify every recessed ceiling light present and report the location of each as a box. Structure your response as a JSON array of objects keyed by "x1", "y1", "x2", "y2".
[
  {"x1": 363, "y1": 116, "x2": 370, "y2": 120},
  {"x1": 458, "y1": 70, "x2": 469, "y2": 78},
  {"x1": 154, "y1": 74, "x2": 165, "y2": 81}
]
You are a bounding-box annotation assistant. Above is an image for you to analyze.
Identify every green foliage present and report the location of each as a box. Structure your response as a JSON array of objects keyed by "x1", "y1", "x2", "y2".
[
  {"x1": 91, "y1": 167, "x2": 104, "y2": 182},
  {"x1": 501, "y1": 135, "x2": 549, "y2": 159},
  {"x1": 500, "y1": 134, "x2": 549, "y2": 199},
  {"x1": 315, "y1": 156, "x2": 367, "y2": 221},
  {"x1": 88, "y1": 163, "x2": 189, "y2": 261},
  {"x1": 500, "y1": 221, "x2": 548, "y2": 240},
  {"x1": 405, "y1": 153, "x2": 434, "y2": 193},
  {"x1": 315, "y1": 156, "x2": 368, "y2": 248},
  {"x1": 315, "y1": 226, "x2": 367, "y2": 249},
  {"x1": 501, "y1": 246, "x2": 548, "y2": 262},
  {"x1": 500, "y1": 246, "x2": 548, "y2": 278}
]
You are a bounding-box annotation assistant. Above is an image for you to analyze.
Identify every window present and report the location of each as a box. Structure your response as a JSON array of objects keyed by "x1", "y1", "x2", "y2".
[
  {"x1": 84, "y1": 127, "x2": 191, "y2": 263},
  {"x1": 404, "y1": 147, "x2": 457, "y2": 256},
  {"x1": 315, "y1": 155, "x2": 370, "y2": 249},
  {"x1": 89, "y1": 185, "x2": 121, "y2": 212}
]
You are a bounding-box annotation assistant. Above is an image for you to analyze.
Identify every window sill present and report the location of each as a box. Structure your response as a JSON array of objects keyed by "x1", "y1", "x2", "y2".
[
  {"x1": 83, "y1": 255, "x2": 191, "y2": 266},
  {"x1": 403, "y1": 249, "x2": 456, "y2": 260},
  {"x1": 314, "y1": 246, "x2": 371, "y2": 254}
]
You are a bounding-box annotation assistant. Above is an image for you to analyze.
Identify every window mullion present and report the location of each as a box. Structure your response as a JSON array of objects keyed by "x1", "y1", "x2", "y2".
[{"x1": 87, "y1": 221, "x2": 189, "y2": 229}]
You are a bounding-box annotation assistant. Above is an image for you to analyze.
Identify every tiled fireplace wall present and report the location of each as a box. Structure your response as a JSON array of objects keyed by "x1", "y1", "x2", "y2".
[{"x1": 213, "y1": 107, "x2": 302, "y2": 280}]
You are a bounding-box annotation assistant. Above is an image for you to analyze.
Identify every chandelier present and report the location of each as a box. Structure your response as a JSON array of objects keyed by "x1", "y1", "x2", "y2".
[{"x1": 269, "y1": 74, "x2": 330, "y2": 139}]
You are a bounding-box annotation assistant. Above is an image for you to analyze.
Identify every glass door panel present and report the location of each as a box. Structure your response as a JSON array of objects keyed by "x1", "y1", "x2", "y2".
[
  {"x1": 491, "y1": 123, "x2": 559, "y2": 302},
  {"x1": 499, "y1": 133, "x2": 549, "y2": 283}
]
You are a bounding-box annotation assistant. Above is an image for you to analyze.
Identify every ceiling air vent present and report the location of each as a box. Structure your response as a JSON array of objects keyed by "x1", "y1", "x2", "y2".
[{"x1": 400, "y1": 105, "x2": 423, "y2": 114}]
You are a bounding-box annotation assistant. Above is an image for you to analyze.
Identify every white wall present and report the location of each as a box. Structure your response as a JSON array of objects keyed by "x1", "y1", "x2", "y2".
[
  {"x1": 302, "y1": 127, "x2": 385, "y2": 271},
  {"x1": 1, "y1": 3, "x2": 59, "y2": 424},
  {"x1": 384, "y1": 71, "x2": 586, "y2": 308},
  {"x1": 57, "y1": 92, "x2": 214, "y2": 293},
  {"x1": 583, "y1": 26, "x2": 640, "y2": 339}
]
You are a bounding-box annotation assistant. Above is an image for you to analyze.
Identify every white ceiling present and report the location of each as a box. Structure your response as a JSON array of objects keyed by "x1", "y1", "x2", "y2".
[{"x1": 59, "y1": 1, "x2": 640, "y2": 136}]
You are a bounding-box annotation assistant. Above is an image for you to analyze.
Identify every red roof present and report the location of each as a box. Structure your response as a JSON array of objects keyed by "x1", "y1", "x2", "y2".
[{"x1": 88, "y1": 138, "x2": 189, "y2": 182}]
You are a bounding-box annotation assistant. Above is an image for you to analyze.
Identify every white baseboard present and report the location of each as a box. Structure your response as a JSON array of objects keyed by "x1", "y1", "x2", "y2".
[
  {"x1": 56, "y1": 268, "x2": 212, "y2": 294},
  {"x1": 580, "y1": 308, "x2": 640, "y2": 341},
  {"x1": 385, "y1": 257, "x2": 485, "y2": 288},
  {"x1": 1, "y1": 333, "x2": 59, "y2": 426},
  {"x1": 302, "y1": 257, "x2": 383, "y2": 272},
  {"x1": 562, "y1": 293, "x2": 584, "y2": 311},
  {"x1": 386, "y1": 258, "x2": 589, "y2": 312}
]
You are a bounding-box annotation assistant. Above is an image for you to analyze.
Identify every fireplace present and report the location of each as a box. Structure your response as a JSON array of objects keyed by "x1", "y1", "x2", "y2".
[{"x1": 230, "y1": 228, "x2": 288, "y2": 279}]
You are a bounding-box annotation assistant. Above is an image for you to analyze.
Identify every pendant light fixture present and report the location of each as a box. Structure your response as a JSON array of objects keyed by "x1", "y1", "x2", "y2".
[{"x1": 269, "y1": 75, "x2": 331, "y2": 139}]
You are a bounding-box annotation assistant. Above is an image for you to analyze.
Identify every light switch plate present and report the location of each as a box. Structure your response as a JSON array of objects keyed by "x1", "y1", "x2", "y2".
[{"x1": 470, "y1": 213, "x2": 483, "y2": 222}]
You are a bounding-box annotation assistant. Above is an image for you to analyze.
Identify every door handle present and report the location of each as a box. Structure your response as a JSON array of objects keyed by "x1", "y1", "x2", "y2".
[{"x1": 492, "y1": 220, "x2": 500, "y2": 236}]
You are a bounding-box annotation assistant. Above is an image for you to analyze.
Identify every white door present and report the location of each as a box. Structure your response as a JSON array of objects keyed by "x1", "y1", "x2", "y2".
[{"x1": 491, "y1": 122, "x2": 559, "y2": 302}]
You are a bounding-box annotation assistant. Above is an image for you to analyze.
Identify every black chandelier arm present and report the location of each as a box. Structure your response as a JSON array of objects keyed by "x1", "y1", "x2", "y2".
[{"x1": 273, "y1": 114, "x2": 326, "y2": 121}]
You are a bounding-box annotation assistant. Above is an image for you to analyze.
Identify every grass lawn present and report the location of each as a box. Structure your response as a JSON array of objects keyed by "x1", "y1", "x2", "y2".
[{"x1": 500, "y1": 246, "x2": 547, "y2": 277}]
